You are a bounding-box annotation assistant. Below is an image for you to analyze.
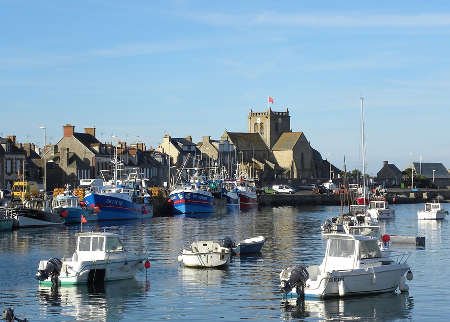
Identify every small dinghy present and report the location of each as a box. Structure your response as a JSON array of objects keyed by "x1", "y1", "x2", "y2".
[
  {"x1": 35, "y1": 231, "x2": 150, "y2": 286},
  {"x1": 232, "y1": 236, "x2": 265, "y2": 255},
  {"x1": 177, "y1": 241, "x2": 231, "y2": 268}
]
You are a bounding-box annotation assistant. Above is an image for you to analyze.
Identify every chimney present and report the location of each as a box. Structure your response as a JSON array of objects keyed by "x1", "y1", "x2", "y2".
[
  {"x1": 63, "y1": 124, "x2": 75, "y2": 137},
  {"x1": 84, "y1": 127, "x2": 96, "y2": 137},
  {"x1": 383, "y1": 161, "x2": 388, "y2": 166},
  {"x1": 202, "y1": 136, "x2": 211, "y2": 143},
  {"x1": 7, "y1": 135, "x2": 16, "y2": 143},
  {"x1": 185, "y1": 135, "x2": 192, "y2": 142}
]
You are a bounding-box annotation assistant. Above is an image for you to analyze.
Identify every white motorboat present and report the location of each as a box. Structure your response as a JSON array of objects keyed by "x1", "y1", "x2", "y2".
[
  {"x1": 322, "y1": 213, "x2": 379, "y2": 237},
  {"x1": 177, "y1": 241, "x2": 231, "y2": 268},
  {"x1": 280, "y1": 233, "x2": 412, "y2": 301},
  {"x1": 367, "y1": 200, "x2": 395, "y2": 220},
  {"x1": 36, "y1": 231, "x2": 149, "y2": 286},
  {"x1": 417, "y1": 201, "x2": 448, "y2": 220}
]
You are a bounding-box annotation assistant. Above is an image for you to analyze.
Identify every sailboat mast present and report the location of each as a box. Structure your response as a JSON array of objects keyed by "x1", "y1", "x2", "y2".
[{"x1": 360, "y1": 97, "x2": 366, "y2": 205}]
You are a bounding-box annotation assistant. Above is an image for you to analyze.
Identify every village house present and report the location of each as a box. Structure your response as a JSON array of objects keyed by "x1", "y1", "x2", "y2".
[{"x1": 376, "y1": 161, "x2": 403, "y2": 187}]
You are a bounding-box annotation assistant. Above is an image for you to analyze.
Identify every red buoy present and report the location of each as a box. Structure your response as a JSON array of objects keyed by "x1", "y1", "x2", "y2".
[
  {"x1": 144, "y1": 260, "x2": 151, "y2": 269},
  {"x1": 60, "y1": 210, "x2": 68, "y2": 218},
  {"x1": 382, "y1": 234, "x2": 390, "y2": 243}
]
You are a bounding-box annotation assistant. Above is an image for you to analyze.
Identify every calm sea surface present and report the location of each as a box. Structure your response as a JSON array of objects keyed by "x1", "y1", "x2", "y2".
[{"x1": 0, "y1": 203, "x2": 449, "y2": 321}]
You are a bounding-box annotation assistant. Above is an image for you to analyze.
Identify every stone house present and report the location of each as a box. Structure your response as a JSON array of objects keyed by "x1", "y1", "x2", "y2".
[
  {"x1": 0, "y1": 136, "x2": 26, "y2": 189},
  {"x1": 376, "y1": 161, "x2": 403, "y2": 187}
]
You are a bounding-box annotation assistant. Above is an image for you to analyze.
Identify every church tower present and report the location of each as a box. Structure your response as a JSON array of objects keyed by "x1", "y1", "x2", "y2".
[{"x1": 248, "y1": 108, "x2": 291, "y2": 148}]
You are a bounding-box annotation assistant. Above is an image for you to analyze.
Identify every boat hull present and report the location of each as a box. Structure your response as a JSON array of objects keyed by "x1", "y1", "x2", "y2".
[
  {"x1": 38, "y1": 258, "x2": 145, "y2": 286},
  {"x1": 84, "y1": 193, "x2": 153, "y2": 221},
  {"x1": 418, "y1": 209, "x2": 447, "y2": 220},
  {"x1": 169, "y1": 191, "x2": 214, "y2": 214},
  {"x1": 239, "y1": 192, "x2": 257, "y2": 210},
  {"x1": 56, "y1": 207, "x2": 98, "y2": 224},
  {"x1": 287, "y1": 264, "x2": 409, "y2": 299},
  {"x1": 0, "y1": 218, "x2": 14, "y2": 231},
  {"x1": 232, "y1": 236, "x2": 265, "y2": 255},
  {"x1": 178, "y1": 252, "x2": 230, "y2": 268}
]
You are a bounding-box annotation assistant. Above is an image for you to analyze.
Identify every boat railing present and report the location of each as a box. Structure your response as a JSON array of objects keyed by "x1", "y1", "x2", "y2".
[{"x1": 386, "y1": 251, "x2": 410, "y2": 264}]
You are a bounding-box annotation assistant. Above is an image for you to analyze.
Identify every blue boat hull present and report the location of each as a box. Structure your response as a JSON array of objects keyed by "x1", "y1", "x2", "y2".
[
  {"x1": 169, "y1": 191, "x2": 214, "y2": 214},
  {"x1": 84, "y1": 193, "x2": 153, "y2": 221},
  {"x1": 57, "y1": 207, "x2": 99, "y2": 224},
  {"x1": 232, "y1": 241, "x2": 265, "y2": 255}
]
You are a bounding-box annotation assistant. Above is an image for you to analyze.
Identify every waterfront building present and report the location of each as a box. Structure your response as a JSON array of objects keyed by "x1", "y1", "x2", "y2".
[
  {"x1": 0, "y1": 136, "x2": 26, "y2": 189},
  {"x1": 413, "y1": 162, "x2": 450, "y2": 189},
  {"x1": 376, "y1": 161, "x2": 403, "y2": 187}
]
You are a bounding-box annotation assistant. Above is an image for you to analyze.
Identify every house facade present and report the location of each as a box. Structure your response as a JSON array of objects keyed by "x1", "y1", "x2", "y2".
[{"x1": 376, "y1": 161, "x2": 403, "y2": 187}]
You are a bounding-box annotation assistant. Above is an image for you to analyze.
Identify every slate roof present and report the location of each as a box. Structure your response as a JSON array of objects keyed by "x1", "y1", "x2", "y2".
[
  {"x1": 413, "y1": 162, "x2": 450, "y2": 179},
  {"x1": 377, "y1": 162, "x2": 402, "y2": 178},
  {"x1": 224, "y1": 132, "x2": 268, "y2": 151},
  {"x1": 272, "y1": 132, "x2": 303, "y2": 151}
]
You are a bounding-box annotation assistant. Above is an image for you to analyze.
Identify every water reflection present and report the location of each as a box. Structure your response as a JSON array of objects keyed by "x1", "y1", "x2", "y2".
[
  {"x1": 282, "y1": 293, "x2": 414, "y2": 320},
  {"x1": 37, "y1": 279, "x2": 149, "y2": 321},
  {"x1": 180, "y1": 267, "x2": 229, "y2": 286}
]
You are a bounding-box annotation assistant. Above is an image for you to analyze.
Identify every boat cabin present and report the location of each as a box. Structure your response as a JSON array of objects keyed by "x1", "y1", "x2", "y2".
[
  {"x1": 424, "y1": 202, "x2": 442, "y2": 212},
  {"x1": 322, "y1": 234, "x2": 382, "y2": 271},
  {"x1": 52, "y1": 193, "x2": 80, "y2": 209},
  {"x1": 369, "y1": 200, "x2": 387, "y2": 210},
  {"x1": 74, "y1": 232, "x2": 124, "y2": 261}
]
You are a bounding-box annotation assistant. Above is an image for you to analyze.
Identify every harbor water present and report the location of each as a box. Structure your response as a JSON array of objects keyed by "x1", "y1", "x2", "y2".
[{"x1": 0, "y1": 203, "x2": 449, "y2": 321}]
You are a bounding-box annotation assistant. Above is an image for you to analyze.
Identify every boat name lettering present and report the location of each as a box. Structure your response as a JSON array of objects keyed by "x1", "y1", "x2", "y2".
[{"x1": 329, "y1": 277, "x2": 344, "y2": 282}]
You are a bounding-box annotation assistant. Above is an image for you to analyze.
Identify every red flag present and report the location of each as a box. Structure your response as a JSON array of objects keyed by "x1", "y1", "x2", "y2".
[
  {"x1": 268, "y1": 96, "x2": 274, "y2": 104},
  {"x1": 81, "y1": 215, "x2": 87, "y2": 224}
]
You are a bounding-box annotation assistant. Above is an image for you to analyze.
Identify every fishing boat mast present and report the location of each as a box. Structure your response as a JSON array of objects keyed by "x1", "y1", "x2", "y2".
[{"x1": 360, "y1": 97, "x2": 366, "y2": 205}]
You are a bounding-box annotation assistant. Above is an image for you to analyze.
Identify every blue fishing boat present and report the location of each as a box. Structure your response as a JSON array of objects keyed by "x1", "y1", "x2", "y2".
[
  {"x1": 82, "y1": 150, "x2": 153, "y2": 221},
  {"x1": 84, "y1": 187, "x2": 152, "y2": 221},
  {"x1": 169, "y1": 185, "x2": 213, "y2": 214}
]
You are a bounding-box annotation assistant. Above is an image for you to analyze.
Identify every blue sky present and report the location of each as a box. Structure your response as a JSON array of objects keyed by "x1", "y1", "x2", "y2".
[{"x1": 1, "y1": 0, "x2": 449, "y2": 175}]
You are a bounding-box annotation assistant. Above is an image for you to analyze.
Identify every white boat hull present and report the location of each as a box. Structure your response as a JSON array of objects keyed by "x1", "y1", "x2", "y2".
[
  {"x1": 417, "y1": 209, "x2": 447, "y2": 220},
  {"x1": 292, "y1": 264, "x2": 409, "y2": 299},
  {"x1": 178, "y1": 251, "x2": 230, "y2": 268},
  {"x1": 38, "y1": 257, "x2": 144, "y2": 285}
]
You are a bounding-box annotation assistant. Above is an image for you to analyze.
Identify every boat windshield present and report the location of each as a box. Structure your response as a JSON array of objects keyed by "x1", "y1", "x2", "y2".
[
  {"x1": 328, "y1": 239, "x2": 355, "y2": 257},
  {"x1": 78, "y1": 237, "x2": 91, "y2": 251},
  {"x1": 359, "y1": 240, "x2": 381, "y2": 259},
  {"x1": 105, "y1": 237, "x2": 124, "y2": 252}
]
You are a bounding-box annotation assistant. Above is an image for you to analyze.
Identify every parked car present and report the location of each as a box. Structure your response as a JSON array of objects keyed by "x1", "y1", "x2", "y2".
[{"x1": 272, "y1": 185, "x2": 295, "y2": 194}]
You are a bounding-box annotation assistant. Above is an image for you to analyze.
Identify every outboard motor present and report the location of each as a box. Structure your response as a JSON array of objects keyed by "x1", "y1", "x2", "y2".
[
  {"x1": 35, "y1": 258, "x2": 62, "y2": 286},
  {"x1": 220, "y1": 237, "x2": 235, "y2": 249},
  {"x1": 2, "y1": 307, "x2": 28, "y2": 322},
  {"x1": 279, "y1": 265, "x2": 309, "y2": 297}
]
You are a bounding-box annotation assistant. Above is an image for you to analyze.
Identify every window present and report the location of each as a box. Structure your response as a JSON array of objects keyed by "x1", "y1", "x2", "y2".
[
  {"x1": 328, "y1": 239, "x2": 355, "y2": 257},
  {"x1": 259, "y1": 123, "x2": 264, "y2": 135},
  {"x1": 105, "y1": 237, "x2": 123, "y2": 252},
  {"x1": 79, "y1": 237, "x2": 91, "y2": 251},
  {"x1": 359, "y1": 240, "x2": 381, "y2": 259},
  {"x1": 92, "y1": 236, "x2": 104, "y2": 251},
  {"x1": 254, "y1": 123, "x2": 258, "y2": 133},
  {"x1": 6, "y1": 160, "x2": 11, "y2": 174}
]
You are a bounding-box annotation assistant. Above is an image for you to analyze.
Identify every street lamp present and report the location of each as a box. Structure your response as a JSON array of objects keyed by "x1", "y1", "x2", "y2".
[{"x1": 39, "y1": 126, "x2": 47, "y2": 197}]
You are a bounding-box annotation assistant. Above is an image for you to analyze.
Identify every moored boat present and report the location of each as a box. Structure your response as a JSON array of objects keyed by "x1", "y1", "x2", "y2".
[
  {"x1": 52, "y1": 189, "x2": 97, "y2": 224},
  {"x1": 169, "y1": 185, "x2": 214, "y2": 214},
  {"x1": 232, "y1": 236, "x2": 265, "y2": 255},
  {"x1": 35, "y1": 231, "x2": 149, "y2": 286},
  {"x1": 280, "y1": 233, "x2": 412, "y2": 302},
  {"x1": 367, "y1": 200, "x2": 395, "y2": 220},
  {"x1": 177, "y1": 240, "x2": 231, "y2": 268},
  {"x1": 417, "y1": 201, "x2": 448, "y2": 220}
]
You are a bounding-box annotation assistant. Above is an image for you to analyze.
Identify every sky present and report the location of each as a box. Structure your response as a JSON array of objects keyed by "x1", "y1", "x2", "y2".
[{"x1": 1, "y1": 0, "x2": 449, "y2": 175}]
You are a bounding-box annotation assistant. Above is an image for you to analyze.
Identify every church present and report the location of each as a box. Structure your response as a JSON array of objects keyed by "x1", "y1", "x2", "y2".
[{"x1": 219, "y1": 108, "x2": 337, "y2": 183}]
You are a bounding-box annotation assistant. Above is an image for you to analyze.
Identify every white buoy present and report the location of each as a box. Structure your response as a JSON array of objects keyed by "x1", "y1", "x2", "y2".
[{"x1": 399, "y1": 276, "x2": 409, "y2": 292}]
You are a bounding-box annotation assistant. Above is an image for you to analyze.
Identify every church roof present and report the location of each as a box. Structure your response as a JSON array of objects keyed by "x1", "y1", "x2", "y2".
[
  {"x1": 272, "y1": 132, "x2": 303, "y2": 151},
  {"x1": 224, "y1": 132, "x2": 267, "y2": 151}
]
